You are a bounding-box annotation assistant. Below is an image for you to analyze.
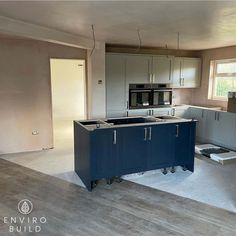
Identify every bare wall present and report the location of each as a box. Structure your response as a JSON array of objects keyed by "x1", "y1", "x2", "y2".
[
  {"x1": 192, "y1": 46, "x2": 236, "y2": 110},
  {"x1": 0, "y1": 38, "x2": 86, "y2": 154},
  {"x1": 87, "y1": 42, "x2": 106, "y2": 119}
]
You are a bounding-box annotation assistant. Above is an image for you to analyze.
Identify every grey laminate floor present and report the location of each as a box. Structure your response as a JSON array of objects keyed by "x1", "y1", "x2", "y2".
[
  {"x1": 0, "y1": 159, "x2": 236, "y2": 236},
  {"x1": 2, "y1": 120, "x2": 236, "y2": 213}
]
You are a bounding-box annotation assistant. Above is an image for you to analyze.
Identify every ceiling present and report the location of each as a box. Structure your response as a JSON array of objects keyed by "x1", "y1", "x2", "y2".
[{"x1": 0, "y1": 1, "x2": 236, "y2": 50}]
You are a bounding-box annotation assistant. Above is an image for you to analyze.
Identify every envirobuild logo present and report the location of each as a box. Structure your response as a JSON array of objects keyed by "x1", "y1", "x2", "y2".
[{"x1": 3, "y1": 199, "x2": 47, "y2": 233}]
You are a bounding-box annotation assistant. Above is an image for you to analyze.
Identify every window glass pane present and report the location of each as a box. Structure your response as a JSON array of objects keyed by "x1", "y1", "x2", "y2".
[
  {"x1": 214, "y1": 77, "x2": 235, "y2": 97},
  {"x1": 216, "y1": 62, "x2": 236, "y2": 74}
]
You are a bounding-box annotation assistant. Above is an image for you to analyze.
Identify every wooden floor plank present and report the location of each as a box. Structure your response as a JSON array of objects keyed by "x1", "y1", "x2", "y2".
[{"x1": 0, "y1": 159, "x2": 236, "y2": 236}]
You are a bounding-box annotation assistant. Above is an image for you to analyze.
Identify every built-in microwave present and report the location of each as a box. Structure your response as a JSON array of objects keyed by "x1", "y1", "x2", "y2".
[{"x1": 129, "y1": 84, "x2": 172, "y2": 109}]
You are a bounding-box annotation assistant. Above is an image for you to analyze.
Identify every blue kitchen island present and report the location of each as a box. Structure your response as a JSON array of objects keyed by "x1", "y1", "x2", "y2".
[{"x1": 74, "y1": 116, "x2": 196, "y2": 191}]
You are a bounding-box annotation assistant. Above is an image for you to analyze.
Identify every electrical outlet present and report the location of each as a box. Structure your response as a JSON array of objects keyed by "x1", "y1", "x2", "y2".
[{"x1": 32, "y1": 131, "x2": 39, "y2": 135}]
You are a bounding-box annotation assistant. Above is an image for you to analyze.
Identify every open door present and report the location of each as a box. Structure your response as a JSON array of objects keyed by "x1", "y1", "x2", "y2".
[{"x1": 50, "y1": 59, "x2": 86, "y2": 148}]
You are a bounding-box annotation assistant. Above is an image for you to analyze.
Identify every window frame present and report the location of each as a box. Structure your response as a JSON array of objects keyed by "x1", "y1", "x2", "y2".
[{"x1": 210, "y1": 58, "x2": 236, "y2": 101}]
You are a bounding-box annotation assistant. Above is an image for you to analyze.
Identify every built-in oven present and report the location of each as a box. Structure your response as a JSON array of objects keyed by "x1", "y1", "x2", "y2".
[
  {"x1": 129, "y1": 84, "x2": 172, "y2": 109},
  {"x1": 129, "y1": 84, "x2": 152, "y2": 109},
  {"x1": 153, "y1": 88, "x2": 172, "y2": 106}
]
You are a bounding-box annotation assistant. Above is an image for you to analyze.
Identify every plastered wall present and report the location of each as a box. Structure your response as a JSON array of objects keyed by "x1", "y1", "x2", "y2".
[
  {"x1": 87, "y1": 42, "x2": 106, "y2": 118},
  {"x1": 192, "y1": 46, "x2": 236, "y2": 110},
  {"x1": 0, "y1": 38, "x2": 87, "y2": 154}
]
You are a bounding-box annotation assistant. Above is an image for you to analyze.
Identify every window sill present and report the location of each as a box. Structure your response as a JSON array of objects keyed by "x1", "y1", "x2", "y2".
[{"x1": 208, "y1": 98, "x2": 227, "y2": 102}]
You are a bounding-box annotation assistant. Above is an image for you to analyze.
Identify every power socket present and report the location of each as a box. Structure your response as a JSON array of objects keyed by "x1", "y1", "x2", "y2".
[{"x1": 32, "y1": 131, "x2": 39, "y2": 135}]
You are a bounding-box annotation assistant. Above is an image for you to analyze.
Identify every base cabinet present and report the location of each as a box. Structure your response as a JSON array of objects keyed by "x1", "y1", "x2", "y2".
[
  {"x1": 147, "y1": 124, "x2": 175, "y2": 169},
  {"x1": 128, "y1": 108, "x2": 172, "y2": 117},
  {"x1": 91, "y1": 128, "x2": 118, "y2": 179},
  {"x1": 74, "y1": 121, "x2": 196, "y2": 191},
  {"x1": 188, "y1": 107, "x2": 236, "y2": 151},
  {"x1": 174, "y1": 122, "x2": 196, "y2": 172},
  {"x1": 205, "y1": 110, "x2": 236, "y2": 150},
  {"x1": 188, "y1": 107, "x2": 206, "y2": 141},
  {"x1": 118, "y1": 126, "x2": 148, "y2": 174}
]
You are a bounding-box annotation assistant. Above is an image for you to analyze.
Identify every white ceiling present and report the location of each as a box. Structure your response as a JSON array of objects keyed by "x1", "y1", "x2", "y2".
[{"x1": 0, "y1": 1, "x2": 236, "y2": 50}]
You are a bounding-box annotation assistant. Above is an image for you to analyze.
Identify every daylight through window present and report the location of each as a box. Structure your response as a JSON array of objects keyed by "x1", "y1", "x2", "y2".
[{"x1": 210, "y1": 59, "x2": 236, "y2": 100}]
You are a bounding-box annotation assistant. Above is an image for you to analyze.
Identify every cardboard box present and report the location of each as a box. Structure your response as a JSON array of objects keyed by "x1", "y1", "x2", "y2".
[{"x1": 227, "y1": 97, "x2": 236, "y2": 113}]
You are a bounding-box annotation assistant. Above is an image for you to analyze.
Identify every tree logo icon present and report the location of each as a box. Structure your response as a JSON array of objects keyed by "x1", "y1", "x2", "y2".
[{"x1": 18, "y1": 199, "x2": 33, "y2": 215}]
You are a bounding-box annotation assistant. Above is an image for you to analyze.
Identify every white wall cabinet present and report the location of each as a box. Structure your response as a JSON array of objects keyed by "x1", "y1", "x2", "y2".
[
  {"x1": 173, "y1": 57, "x2": 201, "y2": 88},
  {"x1": 152, "y1": 56, "x2": 173, "y2": 84},
  {"x1": 126, "y1": 55, "x2": 152, "y2": 84},
  {"x1": 106, "y1": 54, "x2": 127, "y2": 118},
  {"x1": 126, "y1": 55, "x2": 173, "y2": 85},
  {"x1": 106, "y1": 53, "x2": 201, "y2": 119}
]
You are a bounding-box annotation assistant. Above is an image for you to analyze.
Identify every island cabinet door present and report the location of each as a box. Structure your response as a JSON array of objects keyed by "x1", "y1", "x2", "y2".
[
  {"x1": 117, "y1": 126, "x2": 148, "y2": 175},
  {"x1": 147, "y1": 124, "x2": 175, "y2": 170},
  {"x1": 90, "y1": 129, "x2": 118, "y2": 179},
  {"x1": 174, "y1": 122, "x2": 196, "y2": 171}
]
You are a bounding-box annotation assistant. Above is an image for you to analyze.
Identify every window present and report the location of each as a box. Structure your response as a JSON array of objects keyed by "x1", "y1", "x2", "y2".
[{"x1": 209, "y1": 59, "x2": 236, "y2": 100}]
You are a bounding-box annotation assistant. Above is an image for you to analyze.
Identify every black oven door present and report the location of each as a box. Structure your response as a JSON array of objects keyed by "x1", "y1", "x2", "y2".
[
  {"x1": 153, "y1": 90, "x2": 172, "y2": 106},
  {"x1": 129, "y1": 89, "x2": 152, "y2": 109}
]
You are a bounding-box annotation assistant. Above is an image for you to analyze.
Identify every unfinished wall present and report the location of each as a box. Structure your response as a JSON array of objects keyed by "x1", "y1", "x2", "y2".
[
  {"x1": 192, "y1": 46, "x2": 236, "y2": 110},
  {"x1": 87, "y1": 42, "x2": 106, "y2": 118},
  {"x1": 172, "y1": 88, "x2": 194, "y2": 106},
  {"x1": 0, "y1": 38, "x2": 86, "y2": 154}
]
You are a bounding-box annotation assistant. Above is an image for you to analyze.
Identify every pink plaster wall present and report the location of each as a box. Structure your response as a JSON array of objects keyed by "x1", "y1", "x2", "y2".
[
  {"x1": 0, "y1": 38, "x2": 86, "y2": 154},
  {"x1": 192, "y1": 46, "x2": 236, "y2": 110}
]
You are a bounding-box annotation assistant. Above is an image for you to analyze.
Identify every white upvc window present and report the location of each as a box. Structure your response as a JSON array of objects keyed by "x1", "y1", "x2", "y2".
[{"x1": 209, "y1": 59, "x2": 236, "y2": 101}]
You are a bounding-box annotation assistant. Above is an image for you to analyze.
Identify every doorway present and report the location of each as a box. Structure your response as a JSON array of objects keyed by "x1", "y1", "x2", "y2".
[{"x1": 50, "y1": 59, "x2": 86, "y2": 148}]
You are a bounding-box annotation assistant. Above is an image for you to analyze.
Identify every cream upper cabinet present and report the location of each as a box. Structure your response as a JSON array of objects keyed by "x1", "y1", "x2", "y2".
[
  {"x1": 126, "y1": 55, "x2": 152, "y2": 84},
  {"x1": 152, "y1": 56, "x2": 173, "y2": 84},
  {"x1": 126, "y1": 55, "x2": 173, "y2": 84},
  {"x1": 172, "y1": 57, "x2": 201, "y2": 88},
  {"x1": 106, "y1": 54, "x2": 127, "y2": 117},
  {"x1": 173, "y1": 57, "x2": 182, "y2": 87}
]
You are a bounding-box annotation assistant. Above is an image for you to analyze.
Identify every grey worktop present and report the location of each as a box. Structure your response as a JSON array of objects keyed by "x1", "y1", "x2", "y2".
[
  {"x1": 172, "y1": 104, "x2": 222, "y2": 111},
  {"x1": 77, "y1": 116, "x2": 197, "y2": 131}
]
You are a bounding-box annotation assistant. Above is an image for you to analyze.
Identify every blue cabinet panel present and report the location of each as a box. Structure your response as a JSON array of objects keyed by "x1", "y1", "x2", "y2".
[
  {"x1": 117, "y1": 126, "x2": 148, "y2": 175},
  {"x1": 147, "y1": 124, "x2": 175, "y2": 169},
  {"x1": 74, "y1": 120, "x2": 196, "y2": 191},
  {"x1": 175, "y1": 122, "x2": 196, "y2": 171},
  {"x1": 91, "y1": 129, "x2": 118, "y2": 179}
]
